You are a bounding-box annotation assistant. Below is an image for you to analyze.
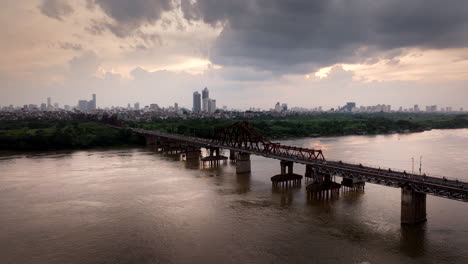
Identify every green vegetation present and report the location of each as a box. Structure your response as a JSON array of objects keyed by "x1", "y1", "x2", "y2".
[
  {"x1": 0, "y1": 120, "x2": 144, "y2": 151},
  {"x1": 128, "y1": 113, "x2": 468, "y2": 139},
  {"x1": 1, "y1": 113, "x2": 468, "y2": 151}
]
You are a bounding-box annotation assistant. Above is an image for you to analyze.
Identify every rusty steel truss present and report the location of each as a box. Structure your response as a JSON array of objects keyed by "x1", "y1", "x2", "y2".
[{"x1": 213, "y1": 121, "x2": 325, "y2": 161}]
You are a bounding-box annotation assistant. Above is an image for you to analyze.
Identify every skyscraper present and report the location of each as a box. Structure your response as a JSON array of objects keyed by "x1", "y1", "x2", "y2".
[
  {"x1": 202, "y1": 87, "x2": 209, "y2": 100},
  {"x1": 202, "y1": 87, "x2": 209, "y2": 112},
  {"x1": 47, "y1": 97, "x2": 52, "y2": 110},
  {"x1": 193, "y1": 91, "x2": 201, "y2": 113},
  {"x1": 208, "y1": 99, "x2": 216, "y2": 113},
  {"x1": 91, "y1": 94, "x2": 97, "y2": 110}
]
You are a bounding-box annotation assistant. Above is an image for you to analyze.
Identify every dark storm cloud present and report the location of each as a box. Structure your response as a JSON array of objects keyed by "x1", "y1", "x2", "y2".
[
  {"x1": 181, "y1": 0, "x2": 468, "y2": 74},
  {"x1": 39, "y1": 0, "x2": 468, "y2": 75},
  {"x1": 39, "y1": 0, "x2": 74, "y2": 20},
  {"x1": 87, "y1": 0, "x2": 174, "y2": 37}
]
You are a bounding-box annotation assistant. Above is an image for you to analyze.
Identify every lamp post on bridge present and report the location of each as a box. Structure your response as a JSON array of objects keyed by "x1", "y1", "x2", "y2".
[{"x1": 419, "y1": 156, "x2": 423, "y2": 175}]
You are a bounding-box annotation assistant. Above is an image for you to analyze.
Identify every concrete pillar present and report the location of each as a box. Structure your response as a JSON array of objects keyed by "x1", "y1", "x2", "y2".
[
  {"x1": 305, "y1": 165, "x2": 312, "y2": 178},
  {"x1": 401, "y1": 188, "x2": 427, "y2": 224},
  {"x1": 236, "y1": 152, "x2": 251, "y2": 174},
  {"x1": 185, "y1": 148, "x2": 200, "y2": 160},
  {"x1": 229, "y1": 150, "x2": 236, "y2": 160},
  {"x1": 280, "y1": 160, "x2": 293, "y2": 175},
  {"x1": 145, "y1": 136, "x2": 156, "y2": 146}
]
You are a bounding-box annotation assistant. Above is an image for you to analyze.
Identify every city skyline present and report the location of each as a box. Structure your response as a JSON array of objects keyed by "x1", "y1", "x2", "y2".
[
  {"x1": 2, "y1": 91, "x2": 465, "y2": 114},
  {"x1": 1, "y1": 1, "x2": 468, "y2": 110}
]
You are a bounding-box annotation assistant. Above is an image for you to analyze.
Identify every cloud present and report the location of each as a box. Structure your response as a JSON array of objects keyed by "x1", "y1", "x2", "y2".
[
  {"x1": 32, "y1": 0, "x2": 468, "y2": 79},
  {"x1": 58, "y1": 42, "x2": 83, "y2": 51},
  {"x1": 38, "y1": 0, "x2": 74, "y2": 20},
  {"x1": 68, "y1": 51, "x2": 101, "y2": 78},
  {"x1": 181, "y1": 0, "x2": 468, "y2": 74},
  {"x1": 87, "y1": 0, "x2": 174, "y2": 37}
]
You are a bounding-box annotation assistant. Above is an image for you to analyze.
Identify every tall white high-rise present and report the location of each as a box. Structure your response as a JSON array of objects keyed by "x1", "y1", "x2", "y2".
[{"x1": 208, "y1": 99, "x2": 216, "y2": 113}]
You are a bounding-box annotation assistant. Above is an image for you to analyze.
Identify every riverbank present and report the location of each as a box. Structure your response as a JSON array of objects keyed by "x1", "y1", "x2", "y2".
[
  {"x1": 0, "y1": 120, "x2": 144, "y2": 151},
  {"x1": 1, "y1": 113, "x2": 468, "y2": 151},
  {"x1": 129, "y1": 113, "x2": 468, "y2": 139}
]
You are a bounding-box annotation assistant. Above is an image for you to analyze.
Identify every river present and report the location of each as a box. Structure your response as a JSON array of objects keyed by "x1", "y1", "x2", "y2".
[{"x1": 1, "y1": 129, "x2": 468, "y2": 263}]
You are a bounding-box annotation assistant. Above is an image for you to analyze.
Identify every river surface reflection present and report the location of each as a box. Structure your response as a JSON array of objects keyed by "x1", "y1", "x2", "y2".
[{"x1": 1, "y1": 129, "x2": 468, "y2": 263}]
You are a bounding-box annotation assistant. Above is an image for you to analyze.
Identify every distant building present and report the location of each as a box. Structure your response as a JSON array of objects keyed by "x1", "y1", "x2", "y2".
[
  {"x1": 343, "y1": 102, "x2": 356, "y2": 112},
  {"x1": 47, "y1": 97, "x2": 52, "y2": 109},
  {"x1": 208, "y1": 99, "x2": 216, "y2": 113},
  {"x1": 174, "y1": 103, "x2": 179, "y2": 113},
  {"x1": 202, "y1": 87, "x2": 209, "y2": 100},
  {"x1": 78, "y1": 100, "x2": 88, "y2": 111},
  {"x1": 281, "y1": 103, "x2": 288, "y2": 111},
  {"x1": 193, "y1": 92, "x2": 201, "y2": 113},
  {"x1": 40, "y1": 103, "x2": 47, "y2": 111},
  {"x1": 202, "y1": 98, "x2": 209, "y2": 112},
  {"x1": 77, "y1": 94, "x2": 96, "y2": 111},
  {"x1": 202, "y1": 87, "x2": 209, "y2": 112},
  {"x1": 89, "y1": 94, "x2": 97, "y2": 110},
  {"x1": 275, "y1": 102, "x2": 281, "y2": 112},
  {"x1": 426, "y1": 105, "x2": 437, "y2": 112},
  {"x1": 134, "y1": 102, "x2": 140, "y2": 111}
]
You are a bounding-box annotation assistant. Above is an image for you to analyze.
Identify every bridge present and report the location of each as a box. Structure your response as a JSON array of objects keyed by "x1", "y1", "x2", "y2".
[{"x1": 116, "y1": 121, "x2": 468, "y2": 224}]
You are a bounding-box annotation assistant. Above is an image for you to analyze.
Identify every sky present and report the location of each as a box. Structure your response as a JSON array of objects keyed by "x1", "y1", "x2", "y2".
[{"x1": 1, "y1": 0, "x2": 468, "y2": 110}]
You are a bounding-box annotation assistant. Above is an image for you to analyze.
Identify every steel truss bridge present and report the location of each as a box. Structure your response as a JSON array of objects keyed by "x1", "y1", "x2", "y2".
[{"x1": 126, "y1": 121, "x2": 468, "y2": 204}]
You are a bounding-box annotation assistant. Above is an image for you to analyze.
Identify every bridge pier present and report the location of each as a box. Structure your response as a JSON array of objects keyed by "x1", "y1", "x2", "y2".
[
  {"x1": 185, "y1": 147, "x2": 201, "y2": 160},
  {"x1": 271, "y1": 161, "x2": 302, "y2": 188},
  {"x1": 145, "y1": 135, "x2": 156, "y2": 146},
  {"x1": 201, "y1": 147, "x2": 228, "y2": 167},
  {"x1": 341, "y1": 177, "x2": 365, "y2": 192},
  {"x1": 229, "y1": 150, "x2": 237, "y2": 161},
  {"x1": 305, "y1": 165, "x2": 317, "y2": 183},
  {"x1": 401, "y1": 188, "x2": 427, "y2": 224},
  {"x1": 236, "y1": 152, "x2": 251, "y2": 174},
  {"x1": 305, "y1": 167, "x2": 342, "y2": 200}
]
